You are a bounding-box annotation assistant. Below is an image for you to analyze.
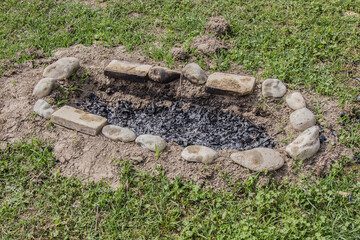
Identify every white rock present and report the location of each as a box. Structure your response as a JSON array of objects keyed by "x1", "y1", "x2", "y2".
[
  {"x1": 290, "y1": 108, "x2": 316, "y2": 131},
  {"x1": 34, "y1": 99, "x2": 54, "y2": 119},
  {"x1": 33, "y1": 78, "x2": 56, "y2": 98},
  {"x1": 104, "y1": 60, "x2": 153, "y2": 83},
  {"x1": 262, "y1": 79, "x2": 287, "y2": 97},
  {"x1": 51, "y1": 106, "x2": 107, "y2": 136},
  {"x1": 182, "y1": 63, "x2": 207, "y2": 85},
  {"x1": 286, "y1": 92, "x2": 306, "y2": 110},
  {"x1": 205, "y1": 72, "x2": 256, "y2": 96},
  {"x1": 135, "y1": 135, "x2": 167, "y2": 152},
  {"x1": 230, "y1": 148, "x2": 284, "y2": 171},
  {"x1": 43, "y1": 57, "x2": 80, "y2": 80},
  {"x1": 286, "y1": 126, "x2": 320, "y2": 160},
  {"x1": 102, "y1": 125, "x2": 136, "y2": 142},
  {"x1": 181, "y1": 145, "x2": 218, "y2": 164}
]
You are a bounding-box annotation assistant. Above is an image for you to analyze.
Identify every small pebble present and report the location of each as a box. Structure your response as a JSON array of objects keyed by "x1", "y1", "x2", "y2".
[
  {"x1": 135, "y1": 134, "x2": 167, "y2": 152},
  {"x1": 286, "y1": 126, "x2": 320, "y2": 160},
  {"x1": 230, "y1": 148, "x2": 284, "y2": 171},
  {"x1": 34, "y1": 99, "x2": 54, "y2": 119},
  {"x1": 286, "y1": 92, "x2": 306, "y2": 110},
  {"x1": 262, "y1": 79, "x2": 287, "y2": 98},
  {"x1": 181, "y1": 145, "x2": 218, "y2": 164},
  {"x1": 43, "y1": 57, "x2": 80, "y2": 80},
  {"x1": 182, "y1": 63, "x2": 207, "y2": 85},
  {"x1": 148, "y1": 66, "x2": 180, "y2": 83},
  {"x1": 289, "y1": 108, "x2": 316, "y2": 131},
  {"x1": 102, "y1": 125, "x2": 136, "y2": 142},
  {"x1": 33, "y1": 78, "x2": 56, "y2": 98}
]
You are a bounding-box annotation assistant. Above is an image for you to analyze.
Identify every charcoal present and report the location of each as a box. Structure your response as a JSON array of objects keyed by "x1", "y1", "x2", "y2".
[{"x1": 79, "y1": 93, "x2": 276, "y2": 151}]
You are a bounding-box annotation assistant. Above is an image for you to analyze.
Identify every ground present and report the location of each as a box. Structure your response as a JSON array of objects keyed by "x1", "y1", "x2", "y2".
[
  {"x1": 0, "y1": 44, "x2": 352, "y2": 190},
  {"x1": 1, "y1": 0, "x2": 360, "y2": 238}
]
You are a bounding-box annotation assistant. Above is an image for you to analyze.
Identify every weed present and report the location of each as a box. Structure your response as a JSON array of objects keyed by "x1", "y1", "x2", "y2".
[{"x1": 154, "y1": 144, "x2": 162, "y2": 160}]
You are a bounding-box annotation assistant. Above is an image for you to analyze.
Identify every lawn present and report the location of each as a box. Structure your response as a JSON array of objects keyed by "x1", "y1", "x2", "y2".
[
  {"x1": 1, "y1": 0, "x2": 360, "y2": 238},
  {"x1": 1, "y1": 140, "x2": 360, "y2": 239}
]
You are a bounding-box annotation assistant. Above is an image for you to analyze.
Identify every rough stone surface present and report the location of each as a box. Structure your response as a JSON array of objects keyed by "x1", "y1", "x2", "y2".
[
  {"x1": 51, "y1": 105, "x2": 107, "y2": 136},
  {"x1": 290, "y1": 108, "x2": 316, "y2": 131},
  {"x1": 33, "y1": 78, "x2": 56, "y2": 98},
  {"x1": 231, "y1": 148, "x2": 284, "y2": 171},
  {"x1": 171, "y1": 47, "x2": 187, "y2": 60},
  {"x1": 286, "y1": 126, "x2": 320, "y2": 160},
  {"x1": 262, "y1": 79, "x2": 287, "y2": 98},
  {"x1": 34, "y1": 99, "x2": 54, "y2": 119},
  {"x1": 135, "y1": 134, "x2": 167, "y2": 152},
  {"x1": 148, "y1": 66, "x2": 180, "y2": 83},
  {"x1": 182, "y1": 63, "x2": 207, "y2": 85},
  {"x1": 286, "y1": 92, "x2": 306, "y2": 110},
  {"x1": 102, "y1": 125, "x2": 136, "y2": 142},
  {"x1": 205, "y1": 72, "x2": 256, "y2": 96},
  {"x1": 104, "y1": 60, "x2": 152, "y2": 82},
  {"x1": 181, "y1": 145, "x2": 218, "y2": 164},
  {"x1": 43, "y1": 57, "x2": 80, "y2": 80}
]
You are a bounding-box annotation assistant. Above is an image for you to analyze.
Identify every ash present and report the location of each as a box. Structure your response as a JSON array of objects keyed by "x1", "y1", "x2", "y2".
[{"x1": 78, "y1": 93, "x2": 276, "y2": 151}]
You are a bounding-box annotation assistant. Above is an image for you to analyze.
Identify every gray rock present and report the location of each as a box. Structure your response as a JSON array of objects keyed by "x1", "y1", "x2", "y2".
[
  {"x1": 104, "y1": 60, "x2": 152, "y2": 83},
  {"x1": 33, "y1": 78, "x2": 56, "y2": 98},
  {"x1": 262, "y1": 79, "x2": 287, "y2": 98},
  {"x1": 102, "y1": 125, "x2": 136, "y2": 142},
  {"x1": 34, "y1": 99, "x2": 54, "y2": 119},
  {"x1": 182, "y1": 63, "x2": 207, "y2": 85},
  {"x1": 286, "y1": 92, "x2": 306, "y2": 110},
  {"x1": 181, "y1": 145, "x2": 218, "y2": 164},
  {"x1": 205, "y1": 72, "x2": 256, "y2": 96},
  {"x1": 135, "y1": 134, "x2": 167, "y2": 152},
  {"x1": 43, "y1": 57, "x2": 80, "y2": 80},
  {"x1": 230, "y1": 148, "x2": 284, "y2": 171},
  {"x1": 290, "y1": 108, "x2": 316, "y2": 131},
  {"x1": 148, "y1": 66, "x2": 180, "y2": 83},
  {"x1": 286, "y1": 126, "x2": 320, "y2": 160}
]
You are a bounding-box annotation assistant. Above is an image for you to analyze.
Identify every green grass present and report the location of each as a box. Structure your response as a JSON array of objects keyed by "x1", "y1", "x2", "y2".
[
  {"x1": 1, "y1": 140, "x2": 360, "y2": 239},
  {"x1": 1, "y1": 0, "x2": 359, "y2": 100},
  {"x1": 1, "y1": 1, "x2": 360, "y2": 238},
  {"x1": 1, "y1": 0, "x2": 359, "y2": 147}
]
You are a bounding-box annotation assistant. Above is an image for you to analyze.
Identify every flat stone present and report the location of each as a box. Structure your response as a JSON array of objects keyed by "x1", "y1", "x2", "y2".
[
  {"x1": 148, "y1": 66, "x2": 180, "y2": 83},
  {"x1": 102, "y1": 125, "x2": 136, "y2": 142},
  {"x1": 104, "y1": 60, "x2": 152, "y2": 83},
  {"x1": 286, "y1": 126, "x2": 320, "y2": 160},
  {"x1": 34, "y1": 99, "x2": 54, "y2": 119},
  {"x1": 135, "y1": 134, "x2": 167, "y2": 152},
  {"x1": 182, "y1": 63, "x2": 207, "y2": 85},
  {"x1": 43, "y1": 57, "x2": 80, "y2": 80},
  {"x1": 290, "y1": 108, "x2": 316, "y2": 131},
  {"x1": 33, "y1": 78, "x2": 56, "y2": 98},
  {"x1": 205, "y1": 72, "x2": 256, "y2": 96},
  {"x1": 286, "y1": 92, "x2": 306, "y2": 110},
  {"x1": 51, "y1": 105, "x2": 107, "y2": 136},
  {"x1": 262, "y1": 79, "x2": 287, "y2": 97},
  {"x1": 230, "y1": 148, "x2": 284, "y2": 171},
  {"x1": 181, "y1": 145, "x2": 218, "y2": 164}
]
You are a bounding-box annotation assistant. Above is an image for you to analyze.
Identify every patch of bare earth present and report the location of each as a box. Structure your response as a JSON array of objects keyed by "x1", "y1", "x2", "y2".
[{"x1": 0, "y1": 44, "x2": 352, "y2": 190}]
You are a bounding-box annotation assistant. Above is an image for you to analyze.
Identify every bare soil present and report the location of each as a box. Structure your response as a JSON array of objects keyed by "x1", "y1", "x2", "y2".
[{"x1": 0, "y1": 44, "x2": 352, "y2": 190}]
